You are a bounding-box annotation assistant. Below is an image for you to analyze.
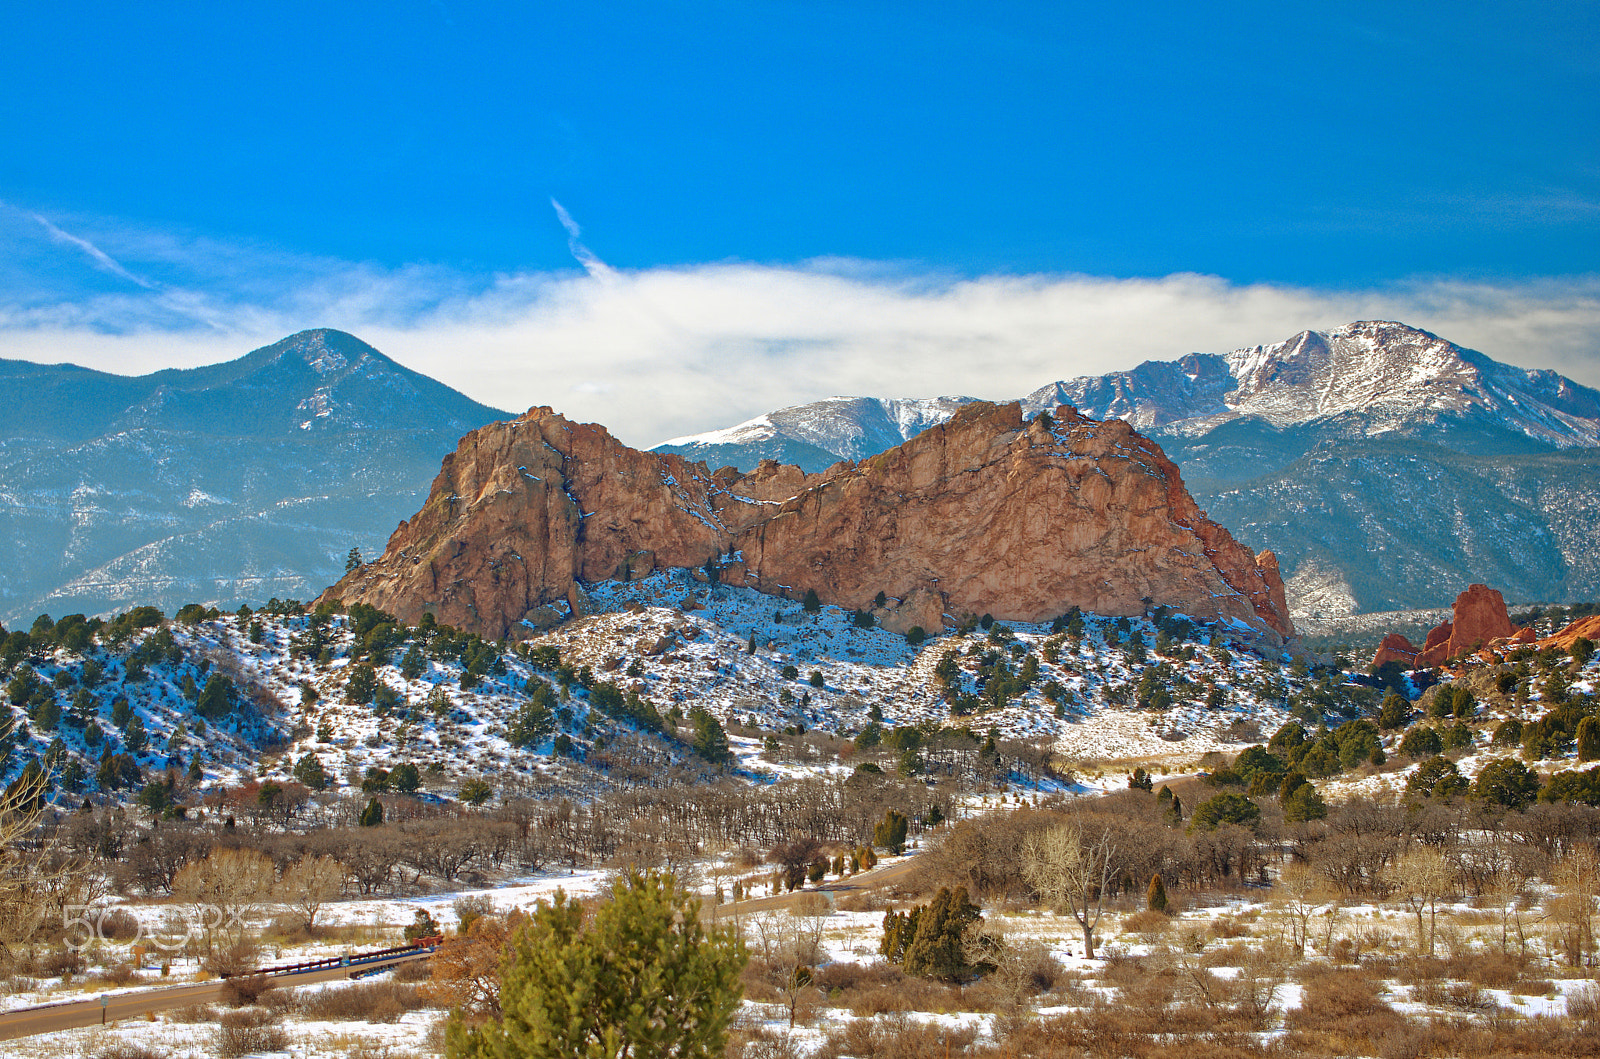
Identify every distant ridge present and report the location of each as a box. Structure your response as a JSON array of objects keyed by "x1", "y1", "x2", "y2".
[{"x1": 0, "y1": 329, "x2": 508, "y2": 623}]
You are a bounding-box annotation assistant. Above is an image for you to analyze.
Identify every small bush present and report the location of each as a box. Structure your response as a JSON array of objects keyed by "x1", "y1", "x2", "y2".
[
  {"x1": 816, "y1": 1012, "x2": 978, "y2": 1059},
  {"x1": 99, "y1": 907, "x2": 142, "y2": 942},
  {"x1": 168, "y1": 1003, "x2": 220, "y2": 1023},
  {"x1": 298, "y1": 980, "x2": 432, "y2": 1022},
  {"x1": 36, "y1": 948, "x2": 87, "y2": 978},
  {"x1": 88, "y1": 962, "x2": 142, "y2": 987},
  {"x1": 1122, "y1": 909, "x2": 1173, "y2": 936},
  {"x1": 214, "y1": 1008, "x2": 289, "y2": 1058},
  {"x1": 93, "y1": 1046, "x2": 169, "y2": 1059},
  {"x1": 219, "y1": 975, "x2": 276, "y2": 1007}
]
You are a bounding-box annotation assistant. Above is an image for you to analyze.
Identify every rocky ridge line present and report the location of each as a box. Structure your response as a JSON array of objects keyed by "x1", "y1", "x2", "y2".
[{"x1": 321, "y1": 401, "x2": 1296, "y2": 645}]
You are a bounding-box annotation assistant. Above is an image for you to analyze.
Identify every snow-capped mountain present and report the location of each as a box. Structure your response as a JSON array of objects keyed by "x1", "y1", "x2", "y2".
[
  {"x1": 653, "y1": 322, "x2": 1600, "y2": 615},
  {"x1": 656, "y1": 395, "x2": 979, "y2": 472},
  {"x1": 1031, "y1": 321, "x2": 1600, "y2": 447},
  {"x1": 0, "y1": 330, "x2": 507, "y2": 623}
]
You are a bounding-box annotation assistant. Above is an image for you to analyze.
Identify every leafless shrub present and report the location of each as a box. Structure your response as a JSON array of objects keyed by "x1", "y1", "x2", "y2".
[
  {"x1": 298, "y1": 980, "x2": 433, "y2": 1022},
  {"x1": 87, "y1": 961, "x2": 141, "y2": 987},
  {"x1": 725, "y1": 1024, "x2": 802, "y2": 1059},
  {"x1": 1122, "y1": 909, "x2": 1173, "y2": 935},
  {"x1": 167, "y1": 1003, "x2": 219, "y2": 1023},
  {"x1": 1568, "y1": 982, "x2": 1600, "y2": 1028},
  {"x1": 93, "y1": 1046, "x2": 169, "y2": 1059},
  {"x1": 214, "y1": 1007, "x2": 288, "y2": 1058},
  {"x1": 98, "y1": 907, "x2": 141, "y2": 941},
  {"x1": 816, "y1": 1012, "x2": 979, "y2": 1059},
  {"x1": 32, "y1": 947, "x2": 87, "y2": 978},
  {"x1": 219, "y1": 974, "x2": 276, "y2": 1007},
  {"x1": 1286, "y1": 966, "x2": 1405, "y2": 1053},
  {"x1": 203, "y1": 937, "x2": 263, "y2": 979}
]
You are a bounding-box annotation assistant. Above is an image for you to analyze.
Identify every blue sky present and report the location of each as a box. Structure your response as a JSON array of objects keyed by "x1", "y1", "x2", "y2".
[{"x1": 3, "y1": 2, "x2": 1599, "y2": 442}]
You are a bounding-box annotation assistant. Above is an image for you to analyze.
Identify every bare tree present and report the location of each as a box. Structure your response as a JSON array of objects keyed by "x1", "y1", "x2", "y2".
[
  {"x1": 747, "y1": 907, "x2": 826, "y2": 1029},
  {"x1": 0, "y1": 769, "x2": 80, "y2": 961},
  {"x1": 1021, "y1": 822, "x2": 1117, "y2": 959},
  {"x1": 1549, "y1": 847, "x2": 1600, "y2": 969},
  {"x1": 1386, "y1": 845, "x2": 1456, "y2": 956},
  {"x1": 171, "y1": 847, "x2": 275, "y2": 952},
  {"x1": 1274, "y1": 862, "x2": 1330, "y2": 956},
  {"x1": 276, "y1": 854, "x2": 343, "y2": 932}
]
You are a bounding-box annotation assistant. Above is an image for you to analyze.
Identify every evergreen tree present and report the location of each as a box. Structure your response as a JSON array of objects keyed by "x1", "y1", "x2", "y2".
[
  {"x1": 1188, "y1": 792, "x2": 1261, "y2": 832},
  {"x1": 1282, "y1": 782, "x2": 1328, "y2": 822},
  {"x1": 293, "y1": 752, "x2": 330, "y2": 790},
  {"x1": 802, "y1": 588, "x2": 821, "y2": 614},
  {"x1": 1128, "y1": 766, "x2": 1153, "y2": 792},
  {"x1": 509, "y1": 683, "x2": 558, "y2": 749},
  {"x1": 405, "y1": 908, "x2": 441, "y2": 941},
  {"x1": 873, "y1": 809, "x2": 909, "y2": 855},
  {"x1": 346, "y1": 547, "x2": 364, "y2": 573},
  {"x1": 1379, "y1": 693, "x2": 1411, "y2": 730},
  {"x1": 1578, "y1": 717, "x2": 1600, "y2": 763},
  {"x1": 688, "y1": 709, "x2": 732, "y2": 765},
  {"x1": 446, "y1": 870, "x2": 744, "y2": 1059},
  {"x1": 390, "y1": 761, "x2": 421, "y2": 794},
  {"x1": 359, "y1": 797, "x2": 384, "y2": 827},
  {"x1": 195, "y1": 674, "x2": 235, "y2": 720},
  {"x1": 1146, "y1": 873, "x2": 1169, "y2": 913},
  {"x1": 399, "y1": 643, "x2": 427, "y2": 681},
  {"x1": 1472, "y1": 757, "x2": 1541, "y2": 810},
  {"x1": 900, "y1": 886, "x2": 983, "y2": 980},
  {"x1": 345, "y1": 662, "x2": 379, "y2": 705}
]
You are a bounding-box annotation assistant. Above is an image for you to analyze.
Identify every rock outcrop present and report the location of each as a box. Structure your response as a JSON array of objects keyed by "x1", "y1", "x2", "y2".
[
  {"x1": 321, "y1": 402, "x2": 1296, "y2": 644},
  {"x1": 1371, "y1": 633, "x2": 1420, "y2": 670},
  {"x1": 1539, "y1": 615, "x2": 1600, "y2": 653},
  {"x1": 1413, "y1": 583, "x2": 1523, "y2": 667}
]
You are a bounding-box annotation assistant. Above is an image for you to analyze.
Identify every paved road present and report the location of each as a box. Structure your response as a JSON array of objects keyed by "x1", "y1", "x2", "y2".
[
  {"x1": 0, "y1": 950, "x2": 430, "y2": 1041},
  {"x1": 708, "y1": 855, "x2": 921, "y2": 920}
]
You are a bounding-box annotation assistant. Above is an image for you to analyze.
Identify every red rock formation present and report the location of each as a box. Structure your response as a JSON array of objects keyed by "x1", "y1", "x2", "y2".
[
  {"x1": 1371, "y1": 633, "x2": 1419, "y2": 670},
  {"x1": 1414, "y1": 584, "x2": 1515, "y2": 667},
  {"x1": 321, "y1": 402, "x2": 1296, "y2": 644},
  {"x1": 1538, "y1": 615, "x2": 1600, "y2": 653}
]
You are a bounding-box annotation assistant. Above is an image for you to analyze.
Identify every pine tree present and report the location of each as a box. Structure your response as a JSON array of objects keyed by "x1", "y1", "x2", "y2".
[
  {"x1": 901, "y1": 886, "x2": 983, "y2": 980},
  {"x1": 447, "y1": 870, "x2": 744, "y2": 1059},
  {"x1": 359, "y1": 797, "x2": 384, "y2": 827},
  {"x1": 1146, "y1": 873, "x2": 1169, "y2": 914},
  {"x1": 345, "y1": 547, "x2": 364, "y2": 573},
  {"x1": 1578, "y1": 717, "x2": 1600, "y2": 763},
  {"x1": 802, "y1": 588, "x2": 821, "y2": 614},
  {"x1": 873, "y1": 809, "x2": 909, "y2": 855}
]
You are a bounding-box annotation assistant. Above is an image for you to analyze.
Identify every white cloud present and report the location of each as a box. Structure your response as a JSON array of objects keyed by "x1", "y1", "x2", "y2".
[{"x1": 2, "y1": 211, "x2": 1599, "y2": 447}]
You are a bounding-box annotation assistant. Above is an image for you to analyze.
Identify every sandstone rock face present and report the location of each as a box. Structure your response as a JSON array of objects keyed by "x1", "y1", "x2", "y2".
[
  {"x1": 1414, "y1": 584, "x2": 1516, "y2": 667},
  {"x1": 318, "y1": 407, "x2": 825, "y2": 633},
  {"x1": 1540, "y1": 615, "x2": 1600, "y2": 653},
  {"x1": 322, "y1": 402, "x2": 1296, "y2": 644},
  {"x1": 1371, "y1": 632, "x2": 1420, "y2": 670}
]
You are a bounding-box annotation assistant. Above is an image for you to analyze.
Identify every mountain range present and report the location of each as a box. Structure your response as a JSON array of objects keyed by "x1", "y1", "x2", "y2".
[
  {"x1": 0, "y1": 329, "x2": 506, "y2": 625},
  {"x1": 656, "y1": 322, "x2": 1600, "y2": 616}
]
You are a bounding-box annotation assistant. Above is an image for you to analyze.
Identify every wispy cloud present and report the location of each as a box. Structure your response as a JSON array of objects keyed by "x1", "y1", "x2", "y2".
[
  {"x1": 2, "y1": 210, "x2": 1599, "y2": 448},
  {"x1": 550, "y1": 198, "x2": 615, "y2": 281},
  {"x1": 26, "y1": 209, "x2": 158, "y2": 290}
]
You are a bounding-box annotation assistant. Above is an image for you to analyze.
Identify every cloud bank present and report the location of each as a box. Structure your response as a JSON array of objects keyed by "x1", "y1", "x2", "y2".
[{"x1": 2, "y1": 206, "x2": 1599, "y2": 448}]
